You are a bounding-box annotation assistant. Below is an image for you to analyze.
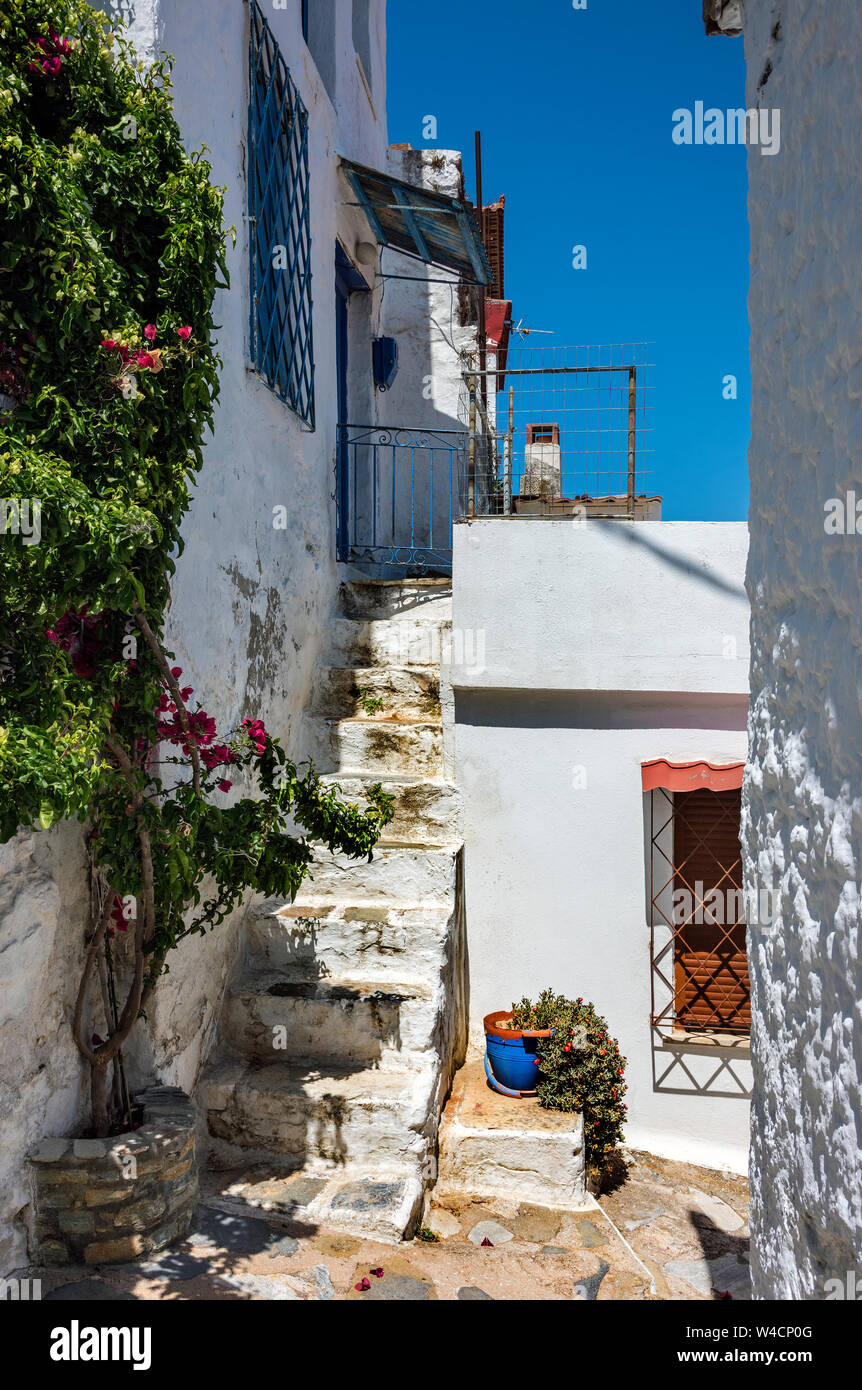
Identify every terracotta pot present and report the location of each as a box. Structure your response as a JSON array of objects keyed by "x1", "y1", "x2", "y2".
[{"x1": 483, "y1": 1010, "x2": 553, "y2": 1094}]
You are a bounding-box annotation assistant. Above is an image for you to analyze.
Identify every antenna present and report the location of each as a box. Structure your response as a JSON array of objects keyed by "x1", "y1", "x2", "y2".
[{"x1": 512, "y1": 318, "x2": 555, "y2": 338}]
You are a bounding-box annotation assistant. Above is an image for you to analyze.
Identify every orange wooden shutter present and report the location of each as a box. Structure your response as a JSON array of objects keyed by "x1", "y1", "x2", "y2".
[{"x1": 672, "y1": 788, "x2": 750, "y2": 1031}]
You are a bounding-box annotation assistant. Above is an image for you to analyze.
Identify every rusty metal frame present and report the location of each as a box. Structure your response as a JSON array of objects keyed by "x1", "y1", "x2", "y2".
[
  {"x1": 461, "y1": 360, "x2": 644, "y2": 517},
  {"x1": 649, "y1": 786, "x2": 751, "y2": 1037}
]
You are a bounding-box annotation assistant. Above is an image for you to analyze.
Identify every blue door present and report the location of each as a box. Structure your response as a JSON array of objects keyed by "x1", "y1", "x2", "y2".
[{"x1": 335, "y1": 243, "x2": 368, "y2": 560}]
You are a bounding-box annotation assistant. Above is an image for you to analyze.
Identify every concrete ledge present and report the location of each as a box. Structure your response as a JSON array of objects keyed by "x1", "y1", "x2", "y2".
[
  {"x1": 435, "y1": 1060, "x2": 587, "y2": 1209},
  {"x1": 28, "y1": 1086, "x2": 198, "y2": 1266}
]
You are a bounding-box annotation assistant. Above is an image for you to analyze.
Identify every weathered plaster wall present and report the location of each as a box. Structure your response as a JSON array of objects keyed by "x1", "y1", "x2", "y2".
[
  {"x1": 737, "y1": 0, "x2": 862, "y2": 1297},
  {"x1": 452, "y1": 519, "x2": 752, "y2": 1171},
  {"x1": 148, "y1": 0, "x2": 390, "y2": 1095}
]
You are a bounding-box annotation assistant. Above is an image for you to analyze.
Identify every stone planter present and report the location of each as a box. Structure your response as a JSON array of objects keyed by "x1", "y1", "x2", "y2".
[{"x1": 28, "y1": 1086, "x2": 197, "y2": 1266}]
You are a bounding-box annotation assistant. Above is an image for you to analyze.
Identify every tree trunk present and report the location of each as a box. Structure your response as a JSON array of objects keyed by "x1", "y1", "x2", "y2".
[{"x1": 90, "y1": 1059, "x2": 109, "y2": 1137}]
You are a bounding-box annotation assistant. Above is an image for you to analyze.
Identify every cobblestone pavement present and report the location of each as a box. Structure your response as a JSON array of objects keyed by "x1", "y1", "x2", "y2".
[{"x1": 31, "y1": 1151, "x2": 750, "y2": 1302}]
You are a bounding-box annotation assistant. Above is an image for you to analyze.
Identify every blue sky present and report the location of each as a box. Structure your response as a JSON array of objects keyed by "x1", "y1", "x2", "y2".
[{"x1": 386, "y1": 0, "x2": 751, "y2": 521}]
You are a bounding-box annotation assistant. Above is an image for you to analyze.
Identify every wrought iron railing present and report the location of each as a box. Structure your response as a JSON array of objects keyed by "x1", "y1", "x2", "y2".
[{"x1": 336, "y1": 425, "x2": 466, "y2": 573}]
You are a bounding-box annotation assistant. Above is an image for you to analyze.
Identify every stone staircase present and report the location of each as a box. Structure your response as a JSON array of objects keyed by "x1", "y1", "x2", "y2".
[{"x1": 201, "y1": 579, "x2": 464, "y2": 1242}]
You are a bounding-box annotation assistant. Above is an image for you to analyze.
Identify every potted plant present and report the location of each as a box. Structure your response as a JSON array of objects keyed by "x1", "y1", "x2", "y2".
[{"x1": 491, "y1": 991, "x2": 629, "y2": 1187}]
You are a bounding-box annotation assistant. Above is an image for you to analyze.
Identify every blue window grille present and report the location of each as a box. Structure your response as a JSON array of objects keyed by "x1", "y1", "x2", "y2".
[{"x1": 248, "y1": 0, "x2": 314, "y2": 427}]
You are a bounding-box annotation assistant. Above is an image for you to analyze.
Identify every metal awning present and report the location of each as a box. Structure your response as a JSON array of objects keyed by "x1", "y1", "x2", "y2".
[
  {"x1": 642, "y1": 759, "x2": 745, "y2": 793},
  {"x1": 340, "y1": 158, "x2": 492, "y2": 286}
]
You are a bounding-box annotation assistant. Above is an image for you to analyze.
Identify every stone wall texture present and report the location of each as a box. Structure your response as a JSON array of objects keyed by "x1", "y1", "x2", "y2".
[
  {"x1": 0, "y1": 825, "x2": 90, "y2": 1273},
  {"x1": 28, "y1": 1087, "x2": 197, "y2": 1266},
  {"x1": 741, "y1": 0, "x2": 862, "y2": 1297}
]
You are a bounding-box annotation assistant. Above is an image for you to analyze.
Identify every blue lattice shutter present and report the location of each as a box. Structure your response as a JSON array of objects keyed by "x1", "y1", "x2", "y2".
[{"x1": 248, "y1": 1, "x2": 314, "y2": 427}]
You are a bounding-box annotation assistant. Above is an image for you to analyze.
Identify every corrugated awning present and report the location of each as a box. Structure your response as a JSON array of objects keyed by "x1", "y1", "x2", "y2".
[
  {"x1": 485, "y1": 298, "x2": 512, "y2": 392},
  {"x1": 340, "y1": 158, "x2": 493, "y2": 286},
  {"x1": 642, "y1": 758, "x2": 745, "y2": 792}
]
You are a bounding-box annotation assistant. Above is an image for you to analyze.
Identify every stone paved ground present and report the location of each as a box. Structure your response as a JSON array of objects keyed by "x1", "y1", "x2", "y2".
[{"x1": 32, "y1": 1151, "x2": 750, "y2": 1302}]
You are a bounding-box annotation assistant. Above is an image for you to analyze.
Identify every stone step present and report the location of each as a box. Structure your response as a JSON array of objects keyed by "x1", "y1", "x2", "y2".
[
  {"x1": 319, "y1": 773, "x2": 460, "y2": 846},
  {"x1": 435, "y1": 1058, "x2": 587, "y2": 1210},
  {"x1": 202, "y1": 1056, "x2": 437, "y2": 1172},
  {"x1": 300, "y1": 844, "x2": 459, "y2": 907},
  {"x1": 245, "y1": 899, "x2": 455, "y2": 980},
  {"x1": 339, "y1": 579, "x2": 452, "y2": 624},
  {"x1": 311, "y1": 666, "x2": 441, "y2": 722},
  {"x1": 325, "y1": 717, "x2": 443, "y2": 778},
  {"x1": 221, "y1": 969, "x2": 441, "y2": 1069},
  {"x1": 329, "y1": 617, "x2": 451, "y2": 670},
  {"x1": 216, "y1": 1164, "x2": 425, "y2": 1244}
]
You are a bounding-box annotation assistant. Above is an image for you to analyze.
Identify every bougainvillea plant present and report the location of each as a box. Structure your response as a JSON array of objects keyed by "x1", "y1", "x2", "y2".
[
  {"x1": 0, "y1": 0, "x2": 392, "y2": 1136},
  {"x1": 510, "y1": 990, "x2": 628, "y2": 1165}
]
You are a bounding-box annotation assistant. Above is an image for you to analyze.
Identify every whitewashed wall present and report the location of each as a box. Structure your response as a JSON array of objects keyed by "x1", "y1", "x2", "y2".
[
  {"x1": 736, "y1": 0, "x2": 862, "y2": 1298},
  {"x1": 0, "y1": 0, "x2": 389, "y2": 1271},
  {"x1": 451, "y1": 519, "x2": 752, "y2": 1171}
]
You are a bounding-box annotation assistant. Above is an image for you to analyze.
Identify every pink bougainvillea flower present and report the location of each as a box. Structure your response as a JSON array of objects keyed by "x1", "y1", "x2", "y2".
[
  {"x1": 242, "y1": 717, "x2": 267, "y2": 754},
  {"x1": 171, "y1": 667, "x2": 183, "y2": 678},
  {"x1": 100, "y1": 339, "x2": 116, "y2": 350},
  {"x1": 180, "y1": 686, "x2": 194, "y2": 701},
  {"x1": 45, "y1": 606, "x2": 104, "y2": 677},
  {"x1": 143, "y1": 323, "x2": 157, "y2": 341},
  {"x1": 201, "y1": 743, "x2": 236, "y2": 771},
  {"x1": 176, "y1": 325, "x2": 192, "y2": 340},
  {"x1": 354, "y1": 1278, "x2": 371, "y2": 1292},
  {"x1": 135, "y1": 351, "x2": 156, "y2": 369},
  {"x1": 217, "y1": 779, "x2": 232, "y2": 793},
  {"x1": 43, "y1": 56, "x2": 62, "y2": 75},
  {"x1": 480, "y1": 1237, "x2": 494, "y2": 1247},
  {"x1": 370, "y1": 1267, "x2": 384, "y2": 1279}
]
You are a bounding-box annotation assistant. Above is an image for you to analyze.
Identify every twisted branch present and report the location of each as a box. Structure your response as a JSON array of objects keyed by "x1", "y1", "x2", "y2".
[{"x1": 132, "y1": 600, "x2": 201, "y2": 795}]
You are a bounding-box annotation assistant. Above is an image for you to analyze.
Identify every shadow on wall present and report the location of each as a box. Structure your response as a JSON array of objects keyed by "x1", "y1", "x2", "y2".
[
  {"x1": 599, "y1": 521, "x2": 749, "y2": 602},
  {"x1": 650, "y1": 1034, "x2": 753, "y2": 1102}
]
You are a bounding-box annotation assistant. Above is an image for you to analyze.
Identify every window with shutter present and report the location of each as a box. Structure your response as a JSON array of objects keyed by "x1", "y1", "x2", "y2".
[
  {"x1": 672, "y1": 789, "x2": 750, "y2": 1031},
  {"x1": 248, "y1": 1, "x2": 315, "y2": 427},
  {"x1": 646, "y1": 764, "x2": 750, "y2": 1037}
]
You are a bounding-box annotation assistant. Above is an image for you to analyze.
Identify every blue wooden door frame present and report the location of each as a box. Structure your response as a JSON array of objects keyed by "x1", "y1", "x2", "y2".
[{"x1": 335, "y1": 243, "x2": 369, "y2": 560}]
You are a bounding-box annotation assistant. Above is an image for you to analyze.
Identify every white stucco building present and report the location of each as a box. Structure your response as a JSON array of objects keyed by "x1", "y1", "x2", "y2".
[
  {"x1": 705, "y1": 0, "x2": 862, "y2": 1299},
  {"x1": 449, "y1": 517, "x2": 753, "y2": 1172}
]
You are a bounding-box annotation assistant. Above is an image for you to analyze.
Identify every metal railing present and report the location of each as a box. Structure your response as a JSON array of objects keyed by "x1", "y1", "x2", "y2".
[
  {"x1": 336, "y1": 424, "x2": 466, "y2": 573},
  {"x1": 460, "y1": 343, "x2": 653, "y2": 516}
]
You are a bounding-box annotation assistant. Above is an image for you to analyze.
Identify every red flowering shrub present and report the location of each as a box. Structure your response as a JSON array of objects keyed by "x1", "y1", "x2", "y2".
[{"x1": 510, "y1": 989, "x2": 628, "y2": 1164}]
